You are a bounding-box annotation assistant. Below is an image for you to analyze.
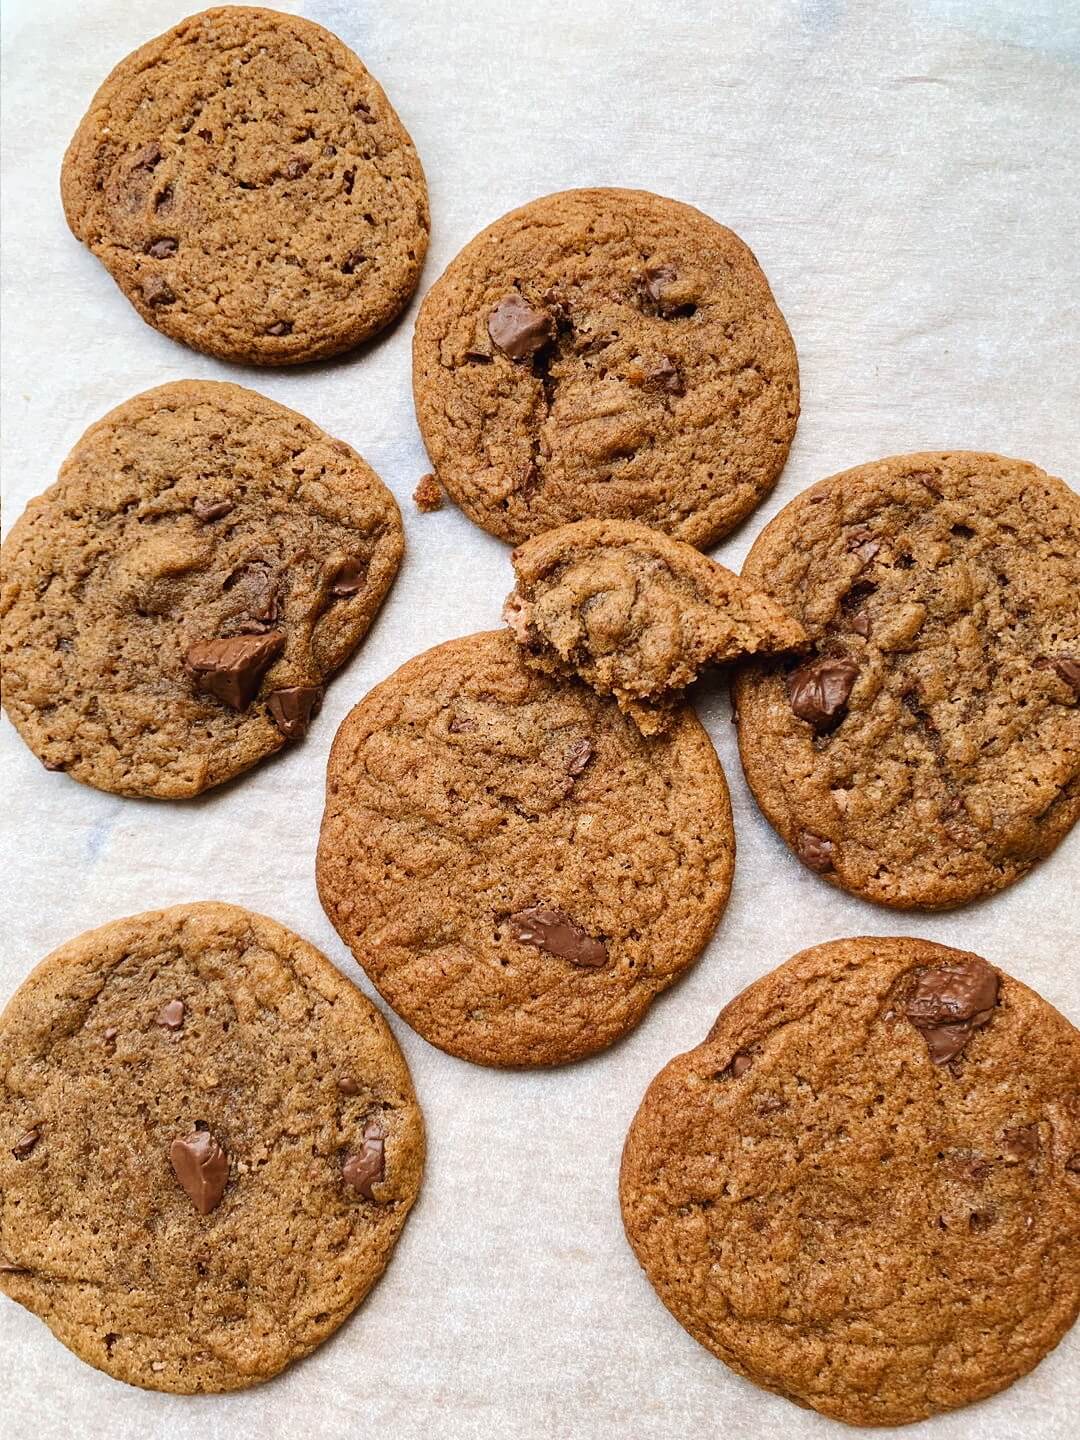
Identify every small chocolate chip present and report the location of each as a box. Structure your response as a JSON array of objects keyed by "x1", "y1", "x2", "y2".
[
  {"x1": 12, "y1": 1128, "x2": 41, "y2": 1160},
  {"x1": 329, "y1": 559, "x2": 366, "y2": 597},
  {"x1": 730, "y1": 1052, "x2": 753, "y2": 1077},
  {"x1": 336, "y1": 1076, "x2": 360, "y2": 1096},
  {"x1": 145, "y1": 237, "x2": 178, "y2": 259},
  {"x1": 787, "y1": 657, "x2": 859, "y2": 732},
  {"x1": 157, "y1": 999, "x2": 185, "y2": 1030},
  {"x1": 184, "y1": 631, "x2": 284, "y2": 710},
  {"x1": 448, "y1": 716, "x2": 477, "y2": 734},
  {"x1": 565, "y1": 738, "x2": 593, "y2": 776},
  {"x1": 796, "y1": 831, "x2": 834, "y2": 872},
  {"x1": 343, "y1": 1121, "x2": 386, "y2": 1198},
  {"x1": 849, "y1": 612, "x2": 872, "y2": 638},
  {"x1": 507, "y1": 907, "x2": 608, "y2": 967},
  {"x1": 192, "y1": 497, "x2": 233, "y2": 522},
  {"x1": 103, "y1": 1026, "x2": 118, "y2": 1047},
  {"x1": 169, "y1": 1129, "x2": 228, "y2": 1215},
  {"x1": 1001, "y1": 1124, "x2": 1039, "y2": 1161},
  {"x1": 1035, "y1": 656, "x2": 1080, "y2": 696},
  {"x1": 644, "y1": 264, "x2": 677, "y2": 303},
  {"x1": 282, "y1": 157, "x2": 311, "y2": 180},
  {"x1": 142, "y1": 275, "x2": 175, "y2": 306},
  {"x1": 487, "y1": 294, "x2": 554, "y2": 361},
  {"x1": 904, "y1": 958, "x2": 999, "y2": 1064},
  {"x1": 266, "y1": 320, "x2": 293, "y2": 337},
  {"x1": 267, "y1": 685, "x2": 323, "y2": 740},
  {"x1": 322, "y1": 143, "x2": 337, "y2": 156},
  {"x1": 645, "y1": 355, "x2": 684, "y2": 394}
]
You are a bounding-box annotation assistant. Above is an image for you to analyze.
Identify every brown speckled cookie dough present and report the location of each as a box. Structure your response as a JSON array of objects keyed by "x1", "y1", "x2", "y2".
[
  {"x1": 61, "y1": 7, "x2": 429, "y2": 365},
  {"x1": 0, "y1": 903, "x2": 424, "y2": 1394},
  {"x1": 505, "y1": 518, "x2": 806, "y2": 734},
  {"x1": 733, "y1": 452, "x2": 1080, "y2": 908},
  {"x1": 317, "y1": 630, "x2": 735, "y2": 1067},
  {"x1": 620, "y1": 937, "x2": 1080, "y2": 1427},
  {"x1": 0, "y1": 380, "x2": 403, "y2": 797},
  {"x1": 413, "y1": 188, "x2": 798, "y2": 547}
]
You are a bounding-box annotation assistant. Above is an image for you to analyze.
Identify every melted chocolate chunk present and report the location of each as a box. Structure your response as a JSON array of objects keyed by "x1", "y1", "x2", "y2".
[
  {"x1": 730, "y1": 1052, "x2": 753, "y2": 1077},
  {"x1": 336, "y1": 1076, "x2": 360, "y2": 1096},
  {"x1": 343, "y1": 1120, "x2": 386, "y2": 1199},
  {"x1": 507, "y1": 907, "x2": 608, "y2": 967},
  {"x1": 142, "y1": 275, "x2": 175, "y2": 306},
  {"x1": 487, "y1": 294, "x2": 554, "y2": 361},
  {"x1": 787, "y1": 657, "x2": 859, "y2": 731},
  {"x1": 12, "y1": 1128, "x2": 41, "y2": 1160},
  {"x1": 192, "y1": 497, "x2": 233, "y2": 522},
  {"x1": 329, "y1": 559, "x2": 367, "y2": 597},
  {"x1": 184, "y1": 631, "x2": 284, "y2": 710},
  {"x1": 1001, "y1": 1124, "x2": 1039, "y2": 1160},
  {"x1": 169, "y1": 1129, "x2": 228, "y2": 1215},
  {"x1": 157, "y1": 999, "x2": 185, "y2": 1030},
  {"x1": 267, "y1": 685, "x2": 323, "y2": 740},
  {"x1": 796, "y1": 831, "x2": 834, "y2": 872},
  {"x1": 904, "y1": 957, "x2": 999, "y2": 1064}
]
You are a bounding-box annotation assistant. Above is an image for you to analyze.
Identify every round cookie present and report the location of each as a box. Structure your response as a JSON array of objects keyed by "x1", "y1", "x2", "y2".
[
  {"x1": 0, "y1": 380, "x2": 403, "y2": 798},
  {"x1": 620, "y1": 937, "x2": 1080, "y2": 1427},
  {"x1": 61, "y1": 7, "x2": 429, "y2": 365},
  {"x1": 505, "y1": 517, "x2": 806, "y2": 735},
  {"x1": 733, "y1": 452, "x2": 1080, "y2": 908},
  {"x1": 413, "y1": 188, "x2": 798, "y2": 547},
  {"x1": 317, "y1": 630, "x2": 735, "y2": 1066},
  {"x1": 0, "y1": 903, "x2": 424, "y2": 1393}
]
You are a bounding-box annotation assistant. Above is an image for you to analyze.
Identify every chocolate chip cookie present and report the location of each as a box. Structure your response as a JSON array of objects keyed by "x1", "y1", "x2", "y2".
[
  {"x1": 317, "y1": 630, "x2": 735, "y2": 1066},
  {"x1": 0, "y1": 902, "x2": 424, "y2": 1393},
  {"x1": 413, "y1": 188, "x2": 798, "y2": 547},
  {"x1": 620, "y1": 937, "x2": 1080, "y2": 1426},
  {"x1": 0, "y1": 380, "x2": 403, "y2": 797},
  {"x1": 61, "y1": 7, "x2": 429, "y2": 364},
  {"x1": 505, "y1": 518, "x2": 806, "y2": 734},
  {"x1": 732, "y1": 452, "x2": 1080, "y2": 908}
]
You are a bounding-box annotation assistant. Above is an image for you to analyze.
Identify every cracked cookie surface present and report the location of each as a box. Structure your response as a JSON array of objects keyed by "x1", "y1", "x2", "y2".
[
  {"x1": 317, "y1": 630, "x2": 735, "y2": 1067},
  {"x1": 505, "y1": 518, "x2": 806, "y2": 734},
  {"x1": 61, "y1": 6, "x2": 429, "y2": 365},
  {"x1": 620, "y1": 937, "x2": 1080, "y2": 1427},
  {"x1": 732, "y1": 452, "x2": 1080, "y2": 908},
  {"x1": 0, "y1": 380, "x2": 403, "y2": 797},
  {"x1": 0, "y1": 902, "x2": 424, "y2": 1393},
  {"x1": 412, "y1": 188, "x2": 798, "y2": 547}
]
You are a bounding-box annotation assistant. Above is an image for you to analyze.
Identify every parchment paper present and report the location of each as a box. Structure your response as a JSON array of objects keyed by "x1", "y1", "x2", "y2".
[{"x1": 2, "y1": 2, "x2": 1078, "y2": 1436}]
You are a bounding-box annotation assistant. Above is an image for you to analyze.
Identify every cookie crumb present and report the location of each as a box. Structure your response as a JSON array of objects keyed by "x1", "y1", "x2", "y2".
[{"x1": 413, "y1": 473, "x2": 443, "y2": 512}]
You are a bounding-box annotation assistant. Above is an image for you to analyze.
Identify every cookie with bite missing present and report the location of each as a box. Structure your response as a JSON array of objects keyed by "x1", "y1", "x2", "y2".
[
  {"x1": 317, "y1": 630, "x2": 735, "y2": 1066},
  {"x1": 620, "y1": 936, "x2": 1080, "y2": 1426},
  {"x1": 0, "y1": 380, "x2": 403, "y2": 797},
  {"x1": 61, "y1": 6, "x2": 429, "y2": 365},
  {"x1": 732, "y1": 452, "x2": 1080, "y2": 908},
  {"x1": 505, "y1": 518, "x2": 806, "y2": 734},
  {"x1": 413, "y1": 188, "x2": 798, "y2": 547},
  {"x1": 0, "y1": 902, "x2": 424, "y2": 1393}
]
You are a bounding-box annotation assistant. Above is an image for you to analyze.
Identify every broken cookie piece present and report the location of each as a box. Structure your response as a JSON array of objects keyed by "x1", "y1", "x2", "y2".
[{"x1": 504, "y1": 518, "x2": 806, "y2": 734}]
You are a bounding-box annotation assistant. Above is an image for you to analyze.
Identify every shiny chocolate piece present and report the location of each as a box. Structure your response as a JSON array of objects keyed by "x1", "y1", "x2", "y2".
[
  {"x1": 336, "y1": 1076, "x2": 360, "y2": 1096},
  {"x1": 184, "y1": 631, "x2": 284, "y2": 710},
  {"x1": 12, "y1": 1127, "x2": 41, "y2": 1160},
  {"x1": 796, "y1": 831, "x2": 834, "y2": 873},
  {"x1": 329, "y1": 559, "x2": 366, "y2": 597},
  {"x1": 904, "y1": 957, "x2": 999, "y2": 1064},
  {"x1": 787, "y1": 657, "x2": 859, "y2": 731},
  {"x1": 343, "y1": 1120, "x2": 386, "y2": 1199},
  {"x1": 169, "y1": 1128, "x2": 229, "y2": 1215},
  {"x1": 487, "y1": 294, "x2": 553, "y2": 361},
  {"x1": 507, "y1": 906, "x2": 608, "y2": 967},
  {"x1": 268, "y1": 685, "x2": 323, "y2": 740}
]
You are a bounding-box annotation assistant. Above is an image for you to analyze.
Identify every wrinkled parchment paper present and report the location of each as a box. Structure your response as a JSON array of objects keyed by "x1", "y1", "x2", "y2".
[{"x1": 2, "y1": 2, "x2": 1078, "y2": 1435}]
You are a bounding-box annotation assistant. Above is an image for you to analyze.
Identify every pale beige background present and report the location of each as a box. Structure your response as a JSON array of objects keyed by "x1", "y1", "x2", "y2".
[{"x1": 1, "y1": 1, "x2": 1078, "y2": 1436}]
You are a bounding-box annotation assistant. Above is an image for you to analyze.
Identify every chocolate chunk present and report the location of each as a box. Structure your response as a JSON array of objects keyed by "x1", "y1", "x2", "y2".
[
  {"x1": 565, "y1": 737, "x2": 593, "y2": 776},
  {"x1": 507, "y1": 906, "x2": 608, "y2": 967},
  {"x1": 103, "y1": 1026, "x2": 118, "y2": 1047},
  {"x1": 12, "y1": 1128, "x2": 40, "y2": 1160},
  {"x1": 1066, "y1": 1154, "x2": 1080, "y2": 1173},
  {"x1": 330, "y1": 559, "x2": 367, "y2": 597},
  {"x1": 787, "y1": 657, "x2": 860, "y2": 731},
  {"x1": 849, "y1": 612, "x2": 872, "y2": 638},
  {"x1": 132, "y1": 142, "x2": 162, "y2": 173},
  {"x1": 184, "y1": 631, "x2": 284, "y2": 710},
  {"x1": 904, "y1": 957, "x2": 999, "y2": 1064},
  {"x1": 487, "y1": 294, "x2": 554, "y2": 361},
  {"x1": 266, "y1": 321, "x2": 293, "y2": 337},
  {"x1": 282, "y1": 156, "x2": 311, "y2": 180},
  {"x1": 795, "y1": 831, "x2": 834, "y2": 872},
  {"x1": 223, "y1": 561, "x2": 279, "y2": 623},
  {"x1": 413, "y1": 473, "x2": 443, "y2": 512},
  {"x1": 336, "y1": 1076, "x2": 360, "y2": 1096},
  {"x1": 1036, "y1": 656, "x2": 1080, "y2": 696},
  {"x1": 142, "y1": 275, "x2": 175, "y2": 306},
  {"x1": 268, "y1": 685, "x2": 323, "y2": 740},
  {"x1": 157, "y1": 999, "x2": 185, "y2": 1030},
  {"x1": 192, "y1": 497, "x2": 233, "y2": 522},
  {"x1": 646, "y1": 356, "x2": 684, "y2": 394},
  {"x1": 145, "y1": 237, "x2": 178, "y2": 259},
  {"x1": 169, "y1": 1129, "x2": 228, "y2": 1215},
  {"x1": 846, "y1": 527, "x2": 881, "y2": 566},
  {"x1": 448, "y1": 715, "x2": 477, "y2": 734},
  {"x1": 645, "y1": 264, "x2": 677, "y2": 303},
  {"x1": 343, "y1": 1120, "x2": 386, "y2": 1198},
  {"x1": 730, "y1": 1052, "x2": 753, "y2": 1077},
  {"x1": 1002, "y1": 1124, "x2": 1039, "y2": 1160}
]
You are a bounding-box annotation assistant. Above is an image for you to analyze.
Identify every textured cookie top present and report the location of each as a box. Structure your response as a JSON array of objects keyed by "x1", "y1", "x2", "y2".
[
  {"x1": 505, "y1": 518, "x2": 806, "y2": 734},
  {"x1": 61, "y1": 6, "x2": 429, "y2": 365},
  {"x1": 317, "y1": 630, "x2": 734, "y2": 1067},
  {"x1": 0, "y1": 381, "x2": 403, "y2": 797},
  {"x1": 733, "y1": 452, "x2": 1080, "y2": 908},
  {"x1": 620, "y1": 937, "x2": 1080, "y2": 1426},
  {"x1": 0, "y1": 903, "x2": 424, "y2": 1393},
  {"x1": 413, "y1": 188, "x2": 798, "y2": 547}
]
